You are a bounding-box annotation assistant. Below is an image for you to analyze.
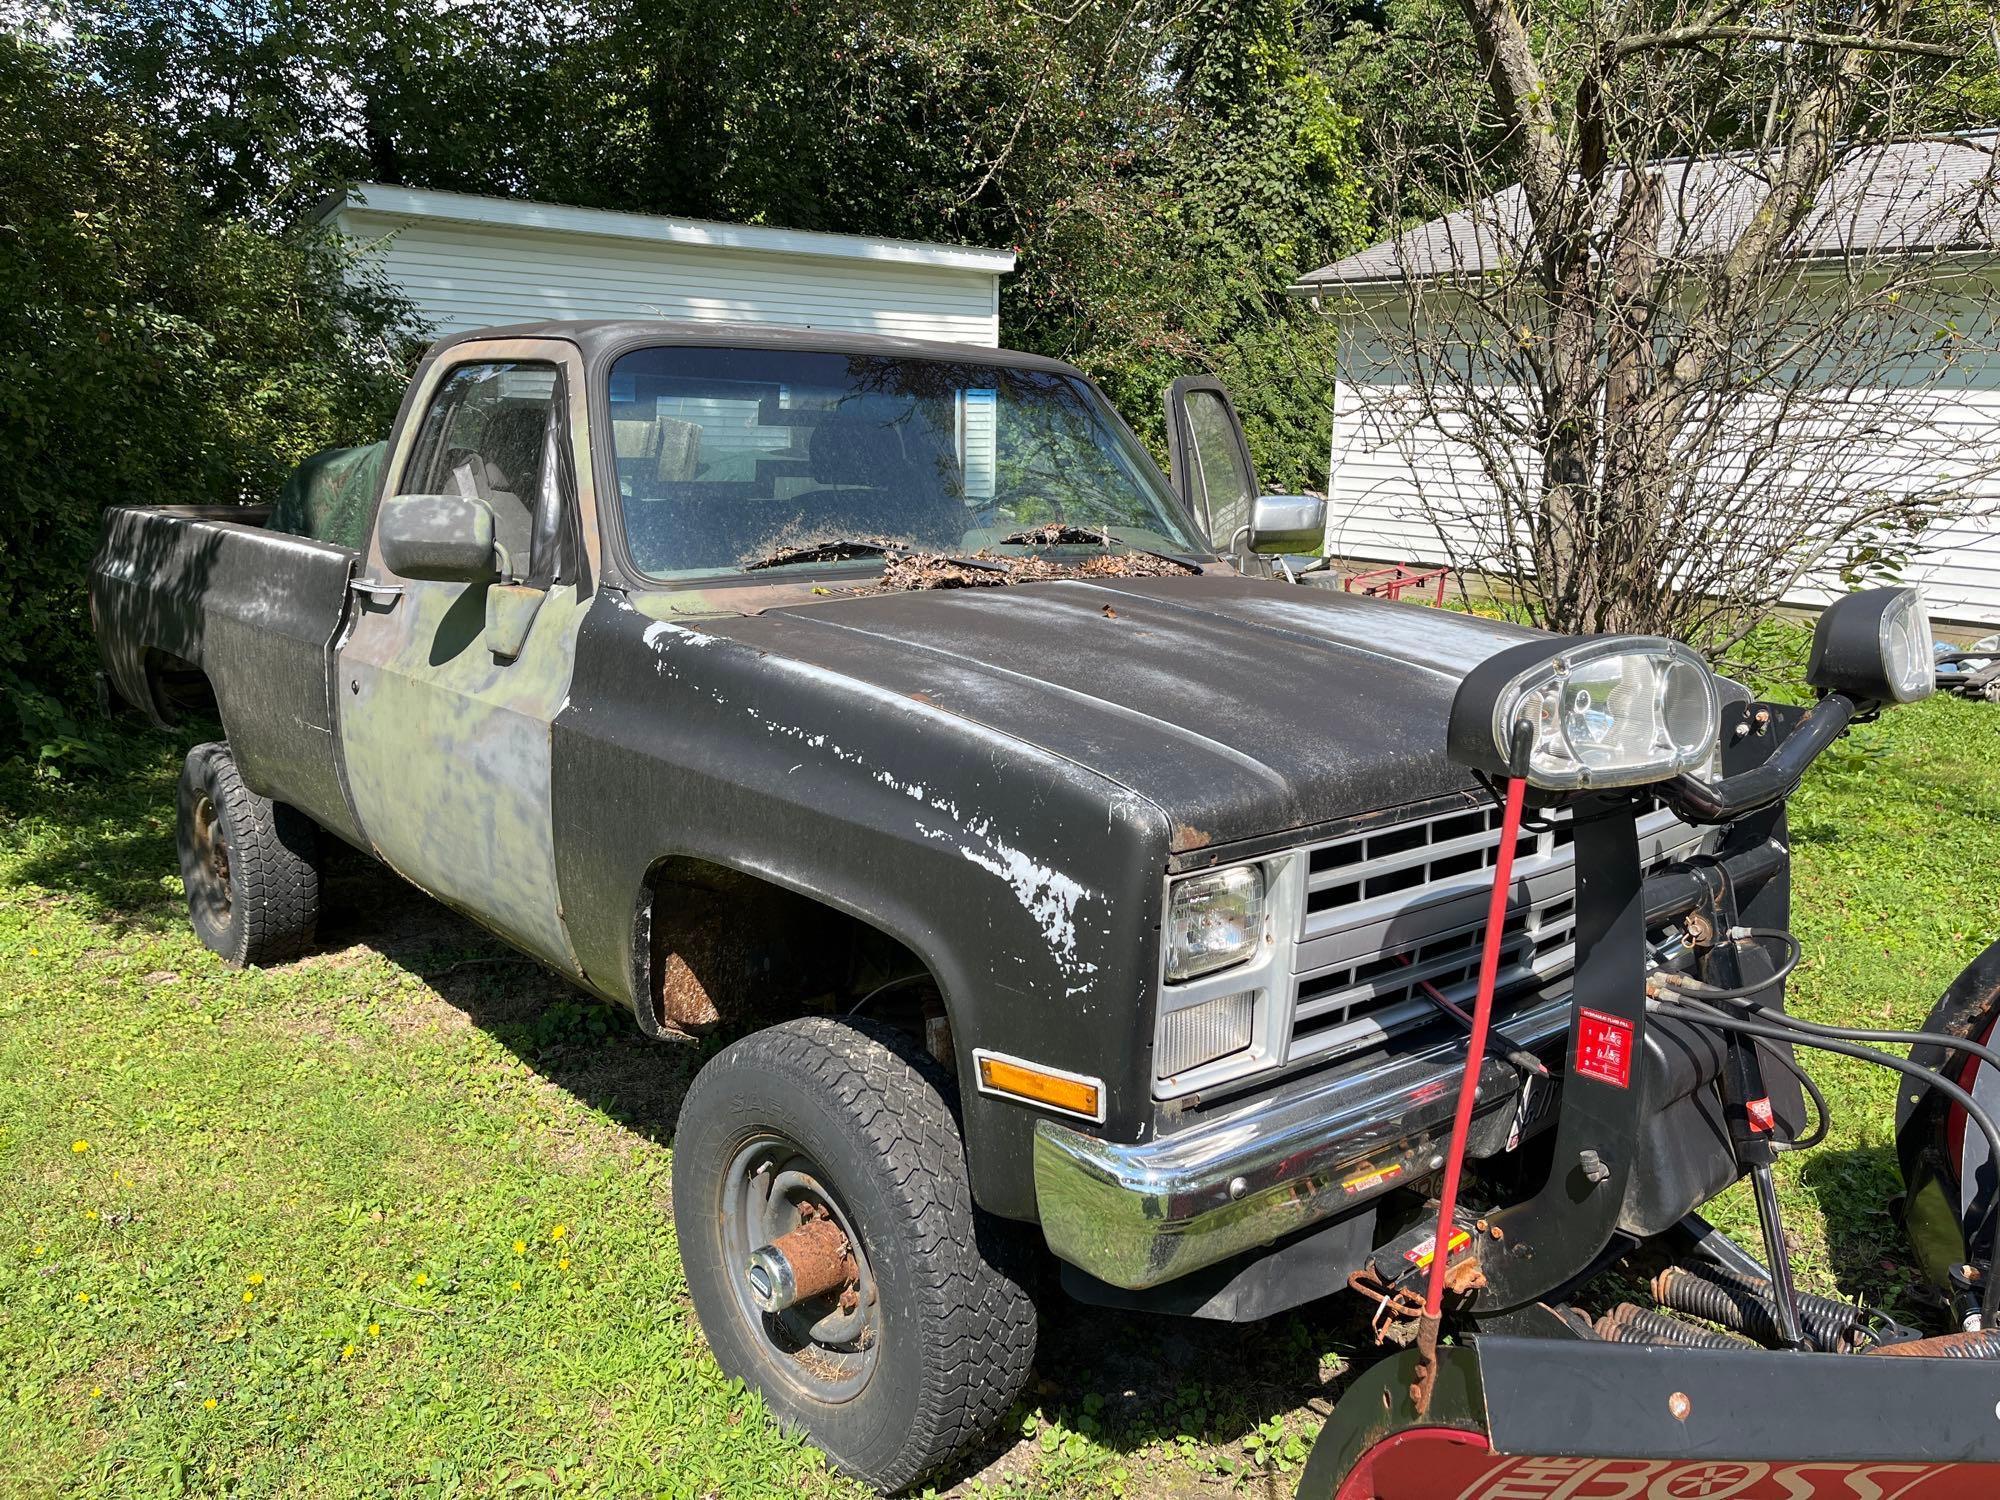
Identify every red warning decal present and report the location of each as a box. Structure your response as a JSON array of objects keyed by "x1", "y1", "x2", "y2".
[
  {"x1": 1574, "y1": 1008, "x2": 1636, "y2": 1089},
  {"x1": 1747, "y1": 1095, "x2": 1776, "y2": 1133}
]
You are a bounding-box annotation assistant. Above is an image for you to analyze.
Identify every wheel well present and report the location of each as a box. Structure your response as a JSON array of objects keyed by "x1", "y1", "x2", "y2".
[
  {"x1": 634, "y1": 857, "x2": 954, "y2": 1068},
  {"x1": 143, "y1": 649, "x2": 219, "y2": 727}
]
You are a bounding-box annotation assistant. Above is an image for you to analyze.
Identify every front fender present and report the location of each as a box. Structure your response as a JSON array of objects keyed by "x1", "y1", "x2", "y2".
[{"x1": 551, "y1": 592, "x2": 1171, "y2": 1218}]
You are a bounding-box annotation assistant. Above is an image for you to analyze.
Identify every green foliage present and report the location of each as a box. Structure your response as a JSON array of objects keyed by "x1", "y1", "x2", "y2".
[
  {"x1": 62, "y1": 0, "x2": 1373, "y2": 496},
  {"x1": 0, "y1": 33, "x2": 418, "y2": 759}
]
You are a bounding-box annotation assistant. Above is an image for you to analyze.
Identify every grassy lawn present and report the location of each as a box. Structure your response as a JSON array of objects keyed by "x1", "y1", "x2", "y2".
[{"x1": 4, "y1": 661, "x2": 1998, "y2": 1498}]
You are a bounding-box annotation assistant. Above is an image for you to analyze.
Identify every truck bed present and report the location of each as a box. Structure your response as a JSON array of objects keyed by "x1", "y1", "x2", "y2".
[{"x1": 91, "y1": 504, "x2": 362, "y2": 843}]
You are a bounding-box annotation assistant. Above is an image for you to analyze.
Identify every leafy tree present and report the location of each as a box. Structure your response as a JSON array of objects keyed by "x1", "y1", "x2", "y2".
[
  {"x1": 0, "y1": 32, "x2": 416, "y2": 760},
  {"x1": 60, "y1": 0, "x2": 1373, "y2": 489}
]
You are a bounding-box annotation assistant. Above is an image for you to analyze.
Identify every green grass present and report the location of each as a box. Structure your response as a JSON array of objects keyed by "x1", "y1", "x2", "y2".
[{"x1": 4, "y1": 663, "x2": 1999, "y2": 1497}]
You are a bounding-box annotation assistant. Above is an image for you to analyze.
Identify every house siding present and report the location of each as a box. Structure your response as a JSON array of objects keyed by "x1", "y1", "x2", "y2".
[
  {"x1": 1325, "y1": 285, "x2": 2000, "y2": 627},
  {"x1": 331, "y1": 211, "x2": 1005, "y2": 347}
]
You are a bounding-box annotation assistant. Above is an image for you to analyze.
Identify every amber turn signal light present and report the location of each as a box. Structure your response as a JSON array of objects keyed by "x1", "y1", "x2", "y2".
[{"x1": 972, "y1": 1050, "x2": 1106, "y2": 1123}]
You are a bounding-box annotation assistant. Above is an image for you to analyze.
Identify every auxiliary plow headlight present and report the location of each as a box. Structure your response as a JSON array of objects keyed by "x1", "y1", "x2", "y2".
[
  {"x1": 1806, "y1": 584, "x2": 1934, "y2": 706},
  {"x1": 1448, "y1": 636, "x2": 1720, "y2": 790}
]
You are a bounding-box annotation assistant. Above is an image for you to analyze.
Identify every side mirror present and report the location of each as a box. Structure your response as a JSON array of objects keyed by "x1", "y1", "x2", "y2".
[
  {"x1": 378, "y1": 494, "x2": 503, "y2": 583},
  {"x1": 1806, "y1": 585, "x2": 1934, "y2": 705},
  {"x1": 1245, "y1": 493, "x2": 1327, "y2": 555}
]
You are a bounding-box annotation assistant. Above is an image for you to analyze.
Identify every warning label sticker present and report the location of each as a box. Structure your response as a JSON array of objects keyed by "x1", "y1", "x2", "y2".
[
  {"x1": 1574, "y1": 1007, "x2": 1636, "y2": 1089},
  {"x1": 1404, "y1": 1228, "x2": 1473, "y2": 1269},
  {"x1": 1342, "y1": 1162, "x2": 1405, "y2": 1195},
  {"x1": 1747, "y1": 1096, "x2": 1776, "y2": 1133}
]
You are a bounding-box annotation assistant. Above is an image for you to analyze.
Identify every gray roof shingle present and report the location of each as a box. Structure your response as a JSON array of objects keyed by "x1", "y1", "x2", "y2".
[{"x1": 1295, "y1": 134, "x2": 1999, "y2": 290}]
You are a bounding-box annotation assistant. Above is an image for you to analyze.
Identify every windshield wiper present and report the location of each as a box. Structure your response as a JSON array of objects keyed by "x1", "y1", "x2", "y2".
[
  {"x1": 998, "y1": 525, "x2": 1202, "y2": 573},
  {"x1": 745, "y1": 538, "x2": 900, "y2": 571}
]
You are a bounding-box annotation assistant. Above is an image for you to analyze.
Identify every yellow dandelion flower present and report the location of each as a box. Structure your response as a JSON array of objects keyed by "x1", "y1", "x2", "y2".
[
  {"x1": 511, "y1": 1280, "x2": 522, "y2": 1291},
  {"x1": 71, "y1": 1140, "x2": 89, "y2": 1153},
  {"x1": 413, "y1": 1272, "x2": 429, "y2": 1287},
  {"x1": 242, "y1": 1291, "x2": 254, "y2": 1303},
  {"x1": 75, "y1": 1292, "x2": 90, "y2": 1304},
  {"x1": 551, "y1": 1224, "x2": 567, "y2": 1240},
  {"x1": 203, "y1": 1398, "x2": 217, "y2": 1410},
  {"x1": 367, "y1": 1323, "x2": 380, "y2": 1337},
  {"x1": 513, "y1": 1240, "x2": 526, "y2": 1256},
  {"x1": 557, "y1": 1256, "x2": 570, "y2": 1270},
  {"x1": 90, "y1": 1386, "x2": 102, "y2": 1398},
  {"x1": 31, "y1": 1245, "x2": 46, "y2": 1257},
  {"x1": 84, "y1": 1208, "x2": 98, "y2": 1220},
  {"x1": 246, "y1": 1272, "x2": 263, "y2": 1286},
  {"x1": 340, "y1": 1343, "x2": 354, "y2": 1361}
]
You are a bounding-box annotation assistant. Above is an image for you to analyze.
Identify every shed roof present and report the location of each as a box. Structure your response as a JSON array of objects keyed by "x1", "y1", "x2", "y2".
[
  {"x1": 1294, "y1": 134, "x2": 1998, "y2": 292},
  {"x1": 322, "y1": 184, "x2": 1018, "y2": 276}
]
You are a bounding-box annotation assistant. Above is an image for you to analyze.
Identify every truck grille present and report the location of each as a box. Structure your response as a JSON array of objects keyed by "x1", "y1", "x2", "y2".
[{"x1": 1285, "y1": 801, "x2": 1705, "y2": 1066}]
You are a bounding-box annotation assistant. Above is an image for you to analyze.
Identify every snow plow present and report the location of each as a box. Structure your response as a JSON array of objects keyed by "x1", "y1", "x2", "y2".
[{"x1": 1297, "y1": 586, "x2": 2000, "y2": 1500}]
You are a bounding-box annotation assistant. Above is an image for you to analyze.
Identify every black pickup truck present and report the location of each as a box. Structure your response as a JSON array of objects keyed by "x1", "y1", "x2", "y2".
[{"x1": 94, "y1": 320, "x2": 1753, "y2": 1491}]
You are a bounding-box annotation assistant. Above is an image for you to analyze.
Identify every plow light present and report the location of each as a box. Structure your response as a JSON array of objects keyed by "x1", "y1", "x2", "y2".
[
  {"x1": 1448, "y1": 637, "x2": 1720, "y2": 790},
  {"x1": 1806, "y1": 585, "x2": 1934, "y2": 705}
]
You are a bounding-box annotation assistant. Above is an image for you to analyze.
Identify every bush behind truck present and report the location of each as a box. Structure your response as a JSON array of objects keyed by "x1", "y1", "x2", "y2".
[{"x1": 91, "y1": 320, "x2": 2000, "y2": 1495}]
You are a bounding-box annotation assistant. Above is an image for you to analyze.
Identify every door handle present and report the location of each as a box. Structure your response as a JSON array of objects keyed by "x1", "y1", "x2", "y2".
[{"x1": 350, "y1": 578, "x2": 405, "y2": 604}]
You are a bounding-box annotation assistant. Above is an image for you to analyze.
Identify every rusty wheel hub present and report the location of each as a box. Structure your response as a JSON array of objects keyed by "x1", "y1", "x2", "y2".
[
  {"x1": 724, "y1": 1135, "x2": 879, "y2": 1404},
  {"x1": 190, "y1": 791, "x2": 232, "y2": 922}
]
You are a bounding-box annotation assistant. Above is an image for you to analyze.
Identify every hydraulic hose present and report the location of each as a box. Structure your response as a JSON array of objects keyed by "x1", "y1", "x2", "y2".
[
  {"x1": 1655, "y1": 928, "x2": 1803, "y2": 1001},
  {"x1": 1754, "y1": 1036, "x2": 1831, "y2": 1152},
  {"x1": 1650, "y1": 997, "x2": 2000, "y2": 1325}
]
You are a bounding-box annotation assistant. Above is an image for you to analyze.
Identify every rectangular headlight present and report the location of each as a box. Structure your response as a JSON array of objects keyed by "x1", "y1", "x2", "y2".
[
  {"x1": 1158, "y1": 990, "x2": 1256, "y2": 1077},
  {"x1": 1166, "y1": 865, "x2": 1266, "y2": 982}
]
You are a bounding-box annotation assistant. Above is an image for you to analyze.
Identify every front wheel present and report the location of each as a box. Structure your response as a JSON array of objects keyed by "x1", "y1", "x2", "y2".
[{"x1": 673, "y1": 1016, "x2": 1037, "y2": 1492}]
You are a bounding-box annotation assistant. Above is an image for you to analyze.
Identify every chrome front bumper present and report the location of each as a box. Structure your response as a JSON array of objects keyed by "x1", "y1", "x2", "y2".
[{"x1": 1032, "y1": 996, "x2": 1570, "y2": 1290}]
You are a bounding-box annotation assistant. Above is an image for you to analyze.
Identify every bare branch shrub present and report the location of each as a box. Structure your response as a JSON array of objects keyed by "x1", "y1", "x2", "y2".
[{"x1": 1318, "y1": 1, "x2": 2000, "y2": 651}]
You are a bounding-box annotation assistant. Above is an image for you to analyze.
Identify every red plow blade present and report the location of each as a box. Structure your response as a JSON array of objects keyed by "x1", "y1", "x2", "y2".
[{"x1": 1297, "y1": 1340, "x2": 2000, "y2": 1500}]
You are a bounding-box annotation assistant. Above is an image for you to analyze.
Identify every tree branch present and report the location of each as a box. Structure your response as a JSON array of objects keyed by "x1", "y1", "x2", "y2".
[{"x1": 1611, "y1": 26, "x2": 1961, "y2": 61}]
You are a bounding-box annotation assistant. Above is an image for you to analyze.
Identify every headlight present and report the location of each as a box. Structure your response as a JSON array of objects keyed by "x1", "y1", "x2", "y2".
[
  {"x1": 1806, "y1": 585, "x2": 1934, "y2": 705},
  {"x1": 1447, "y1": 637, "x2": 1720, "y2": 790},
  {"x1": 1165, "y1": 865, "x2": 1266, "y2": 982}
]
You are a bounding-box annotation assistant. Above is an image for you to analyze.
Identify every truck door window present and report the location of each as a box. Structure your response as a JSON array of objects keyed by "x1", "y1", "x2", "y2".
[{"x1": 400, "y1": 362, "x2": 564, "y2": 581}]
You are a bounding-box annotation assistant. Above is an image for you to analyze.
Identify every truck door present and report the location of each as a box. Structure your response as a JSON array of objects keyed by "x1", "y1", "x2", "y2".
[
  {"x1": 1164, "y1": 376, "x2": 1261, "y2": 554},
  {"x1": 335, "y1": 339, "x2": 593, "y2": 970}
]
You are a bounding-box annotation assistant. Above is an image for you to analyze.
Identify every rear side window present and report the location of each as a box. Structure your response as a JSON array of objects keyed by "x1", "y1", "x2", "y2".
[{"x1": 400, "y1": 362, "x2": 563, "y2": 580}]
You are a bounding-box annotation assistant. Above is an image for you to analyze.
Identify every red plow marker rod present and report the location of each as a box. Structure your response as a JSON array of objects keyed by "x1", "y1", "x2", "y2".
[{"x1": 1411, "y1": 773, "x2": 1528, "y2": 1413}]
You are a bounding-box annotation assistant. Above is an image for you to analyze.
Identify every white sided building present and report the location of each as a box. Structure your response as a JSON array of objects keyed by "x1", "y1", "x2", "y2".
[
  {"x1": 322, "y1": 184, "x2": 1015, "y2": 348},
  {"x1": 1292, "y1": 138, "x2": 2000, "y2": 627}
]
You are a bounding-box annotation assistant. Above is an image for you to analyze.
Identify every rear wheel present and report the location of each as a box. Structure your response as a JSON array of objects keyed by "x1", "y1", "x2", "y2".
[
  {"x1": 176, "y1": 742, "x2": 321, "y2": 967},
  {"x1": 673, "y1": 1016, "x2": 1037, "y2": 1492}
]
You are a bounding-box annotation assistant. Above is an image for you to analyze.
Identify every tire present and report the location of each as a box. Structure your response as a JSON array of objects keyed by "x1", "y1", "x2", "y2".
[
  {"x1": 673, "y1": 1016, "x2": 1037, "y2": 1493},
  {"x1": 175, "y1": 741, "x2": 321, "y2": 967}
]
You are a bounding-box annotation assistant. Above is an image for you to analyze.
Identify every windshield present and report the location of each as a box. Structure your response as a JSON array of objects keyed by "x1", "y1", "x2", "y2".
[{"x1": 606, "y1": 345, "x2": 1204, "y2": 577}]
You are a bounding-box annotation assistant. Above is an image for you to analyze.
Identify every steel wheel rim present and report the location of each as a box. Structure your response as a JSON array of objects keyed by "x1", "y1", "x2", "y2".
[
  {"x1": 720, "y1": 1134, "x2": 879, "y2": 1405},
  {"x1": 190, "y1": 791, "x2": 232, "y2": 925}
]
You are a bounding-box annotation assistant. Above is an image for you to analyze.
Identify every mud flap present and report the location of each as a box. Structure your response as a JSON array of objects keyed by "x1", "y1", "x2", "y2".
[{"x1": 1297, "y1": 1337, "x2": 2000, "y2": 1499}]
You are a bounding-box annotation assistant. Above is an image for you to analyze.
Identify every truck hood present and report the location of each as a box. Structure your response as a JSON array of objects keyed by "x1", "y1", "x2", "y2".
[{"x1": 696, "y1": 573, "x2": 1552, "y2": 850}]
